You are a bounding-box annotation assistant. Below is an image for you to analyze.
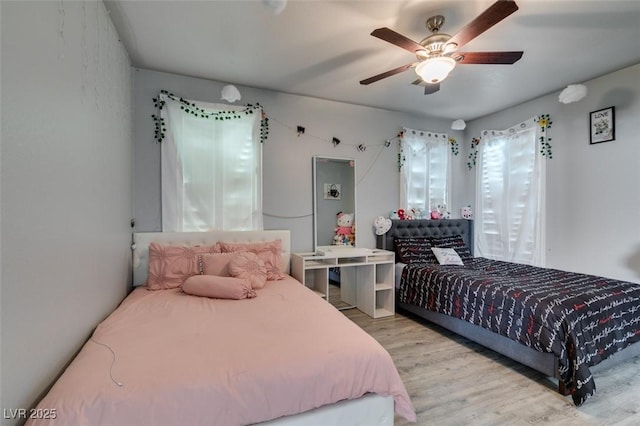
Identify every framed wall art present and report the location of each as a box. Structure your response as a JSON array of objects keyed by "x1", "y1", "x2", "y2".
[
  {"x1": 590, "y1": 106, "x2": 615, "y2": 144},
  {"x1": 323, "y1": 183, "x2": 341, "y2": 200}
]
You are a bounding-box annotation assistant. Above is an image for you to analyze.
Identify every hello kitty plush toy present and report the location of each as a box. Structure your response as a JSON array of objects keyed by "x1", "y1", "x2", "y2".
[{"x1": 334, "y1": 212, "x2": 355, "y2": 246}]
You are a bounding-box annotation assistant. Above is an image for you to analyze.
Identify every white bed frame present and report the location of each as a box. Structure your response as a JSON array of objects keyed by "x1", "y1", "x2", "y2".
[
  {"x1": 132, "y1": 230, "x2": 395, "y2": 426},
  {"x1": 132, "y1": 230, "x2": 292, "y2": 286}
]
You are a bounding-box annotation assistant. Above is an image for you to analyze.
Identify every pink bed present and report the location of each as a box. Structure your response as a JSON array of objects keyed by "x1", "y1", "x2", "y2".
[{"x1": 28, "y1": 231, "x2": 415, "y2": 425}]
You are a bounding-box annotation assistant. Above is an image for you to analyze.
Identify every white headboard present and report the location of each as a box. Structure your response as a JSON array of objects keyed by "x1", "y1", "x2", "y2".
[{"x1": 132, "y1": 230, "x2": 291, "y2": 287}]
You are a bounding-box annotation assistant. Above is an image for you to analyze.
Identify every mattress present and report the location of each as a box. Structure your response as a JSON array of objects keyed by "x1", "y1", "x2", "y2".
[
  {"x1": 28, "y1": 276, "x2": 415, "y2": 425},
  {"x1": 399, "y1": 258, "x2": 640, "y2": 405}
]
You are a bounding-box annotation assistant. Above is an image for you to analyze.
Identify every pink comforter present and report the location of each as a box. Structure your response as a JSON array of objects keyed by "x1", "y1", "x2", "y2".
[{"x1": 28, "y1": 276, "x2": 415, "y2": 425}]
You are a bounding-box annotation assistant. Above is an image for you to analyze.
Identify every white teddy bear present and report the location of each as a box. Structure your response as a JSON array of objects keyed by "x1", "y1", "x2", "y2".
[{"x1": 436, "y1": 203, "x2": 452, "y2": 220}]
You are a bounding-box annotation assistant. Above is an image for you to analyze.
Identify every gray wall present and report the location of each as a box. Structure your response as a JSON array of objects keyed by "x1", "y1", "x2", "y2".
[
  {"x1": 132, "y1": 68, "x2": 463, "y2": 251},
  {"x1": 1, "y1": 1, "x2": 132, "y2": 420},
  {"x1": 3, "y1": 2, "x2": 635, "y2": 418},
  {"x1": 464, "y1": 64, "x2": 640, "y2": 283},
  {"x1": 133, "y1": 65, "x2": 640, "y2": 284}
]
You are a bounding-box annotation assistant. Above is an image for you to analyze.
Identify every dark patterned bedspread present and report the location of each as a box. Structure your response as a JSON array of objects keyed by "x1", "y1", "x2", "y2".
[{"x1": 399, "y1": 258, "x2": 640, "y2": 405}]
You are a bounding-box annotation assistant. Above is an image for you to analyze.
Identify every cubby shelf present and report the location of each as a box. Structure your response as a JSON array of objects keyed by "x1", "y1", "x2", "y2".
[{"x1": 291, "y1": 249, "x2": 395, "y2": 318}]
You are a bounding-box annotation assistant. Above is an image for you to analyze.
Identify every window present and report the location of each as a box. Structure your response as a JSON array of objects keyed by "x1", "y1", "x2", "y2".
[
  {"x1": 475, "y1": 118, "x2": 545, "y2": 265},
  {"x1": 399, "y1": 128, "x2": 450, "y2": 213},
  {"x1": 160, "y1": 95, "x2": 262, "y2": 231}
]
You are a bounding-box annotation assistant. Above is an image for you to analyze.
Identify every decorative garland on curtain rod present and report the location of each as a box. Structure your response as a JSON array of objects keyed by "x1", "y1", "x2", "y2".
[
  {"x1": 466, "y1": 114, "x2": 553, "y2": 170},
  {"x1": 397, "y1": 130, "x2": 459, "y2": 171},
  {"x1": 151, "y1": 89, "x2": 269, "y2": 143}
]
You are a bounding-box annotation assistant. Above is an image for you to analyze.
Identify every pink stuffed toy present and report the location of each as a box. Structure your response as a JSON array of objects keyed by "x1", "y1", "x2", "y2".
[{"x1": 334, "y1": 212, "x2": 355, "y2": 245}]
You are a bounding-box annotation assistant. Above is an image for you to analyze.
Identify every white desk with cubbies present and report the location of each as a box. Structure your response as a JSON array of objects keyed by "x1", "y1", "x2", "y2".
[{"x1": 291, "y1": 249, "x2": 395, "y2": 318}]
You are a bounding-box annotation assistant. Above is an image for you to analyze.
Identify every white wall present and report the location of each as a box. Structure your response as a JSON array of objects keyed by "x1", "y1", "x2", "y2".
[
  {"x1": 132, "y1": 68, "x2": 465, "y2": 251},
  {"x1": 464, "y1": 64, "x2": 640, "y2": 283},
  {"x1": 0, "y1": 1, "x2": 132, "y2": 420}
]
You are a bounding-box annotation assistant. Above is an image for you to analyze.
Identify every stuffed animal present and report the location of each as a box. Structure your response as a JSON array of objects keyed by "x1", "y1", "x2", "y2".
[
  {"x1": 334, "y1": 212, "x2": 355, "y2": 246},
  {"x1": 411, "y1": 208, "x2": 424, "y2": 220},
  {"x1": 390, "y1": 211, "x2": 400, "y2": 220},
  {"x1": 373, "y1": 216, "x2": 392, "y2": 235},
  {"x1": 461, "y1": 205, "x2": 473, "y2": 219},
  {"x1": 436, "y1": 203, "x2": 452, "y2": 219},
  {"x1": 347, "y1": 224, "x2": 356, "y2": 246},
  {"x1": 397, "y1": 209, "x2": 407, "y2": 220},
  {"x1": 430, "y1": 209, "x2": 442, "y2": 220}
]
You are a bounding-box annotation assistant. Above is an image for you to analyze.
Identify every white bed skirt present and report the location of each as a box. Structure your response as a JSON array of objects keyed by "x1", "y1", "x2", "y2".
[{"x1": 259, "y1": 394, "x2": 394, "y2": 426}]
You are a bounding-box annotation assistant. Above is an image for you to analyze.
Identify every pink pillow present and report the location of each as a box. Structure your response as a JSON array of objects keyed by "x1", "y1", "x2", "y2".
[
  {"x1": 182, "y1": 275, "x2": 256, "y2": 300},
  {"x1": 219, "y1": 239, "x2": 285, "y2": 281},
  {"x1": 198, "y1": 253, "x2": 235, "y2": 276},
  {"x1": 228, "y1": 252, "x2": 268, "y2": 289},
  {"x1": 147, "y1": 242, "x2": 221, "y2": 290}
]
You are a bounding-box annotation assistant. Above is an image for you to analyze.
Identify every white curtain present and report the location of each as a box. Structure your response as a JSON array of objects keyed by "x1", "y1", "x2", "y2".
[
  {"x1": 400, "y1": 128, "x2": 450, "y2": 212},
  {"x1": 475, "y1": 117, "x2": 546, "y2": 265},
  {"x1": 161, "y1": 94, "x2": 263, "y2": 231}
]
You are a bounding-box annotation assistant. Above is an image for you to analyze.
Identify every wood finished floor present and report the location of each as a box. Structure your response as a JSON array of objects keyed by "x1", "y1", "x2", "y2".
[{"x1": 340, "y1": 307, "x2": 640, "y2": 426}]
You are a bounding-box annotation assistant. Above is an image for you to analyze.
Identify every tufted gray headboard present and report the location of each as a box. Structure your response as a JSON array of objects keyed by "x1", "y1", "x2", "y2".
[{"x1": 376, "y1": 219, "x2": 474, "y2": 256}]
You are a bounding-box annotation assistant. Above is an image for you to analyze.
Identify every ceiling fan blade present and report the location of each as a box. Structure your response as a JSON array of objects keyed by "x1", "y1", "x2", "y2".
[
  {"x1": 411, "y1": 79, "x2": 440, "y2": 95},
  {"x1": 371, "y1": 27, "x2": 425, "y2": 54},
  {"x1": 360, "y1": 63, "x2": 414, "y2": 85},
  {"x1": 453, "y1": 51, "x2": 523, "y2": 64},
  {"x1": 447, "y1": 0, "x2": 519, "y2": 51}
]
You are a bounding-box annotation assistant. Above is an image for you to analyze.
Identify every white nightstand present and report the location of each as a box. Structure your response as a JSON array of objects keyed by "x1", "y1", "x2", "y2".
[{"x1": 291, "y1": 249, "x2": 395, "y2": 318}]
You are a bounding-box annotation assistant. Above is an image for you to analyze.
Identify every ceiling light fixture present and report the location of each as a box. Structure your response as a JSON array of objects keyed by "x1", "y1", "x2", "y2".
[
  {"x1": 415, "y1": 56, "x2": 456, "y2": 84},
  {"x1": 558, "y1": 84, "x2": 587, "y2": 104},
  {"x1": 221, "y1": 85, "x2": 241, "y2": 103},
  {"x1": 451, "y1": 119, "x2": 466, "y2": 130}
]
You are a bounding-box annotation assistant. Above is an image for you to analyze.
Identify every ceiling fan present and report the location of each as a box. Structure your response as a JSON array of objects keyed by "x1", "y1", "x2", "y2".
[{"x1": 360, "y1": 0, "x2": 523, "y2": 95}]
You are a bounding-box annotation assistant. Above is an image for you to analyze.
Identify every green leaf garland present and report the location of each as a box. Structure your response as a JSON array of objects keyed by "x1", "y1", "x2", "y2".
[
  {"x1": 467, "y1": 137, "x2": 480, "y2": 170},
  {"x1": 535, "y1": 114, "x2": 553, "y2": 158},
  {"x1": 449, "y1": 137, "x2": 459, "y2": 156},
  {"x1": 397, "y1": 131, "x2": 405, "y2": 171},
  {"x1": 152, "y1": 89, "x2": 269, "y2": 143}
]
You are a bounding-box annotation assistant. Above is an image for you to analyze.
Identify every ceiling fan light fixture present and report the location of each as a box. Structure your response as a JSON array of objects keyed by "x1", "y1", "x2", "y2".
[
  {"x1": 415, "y1": 56, "x2": 456, "y2": 84},
  {"x1": 443, "y1": 42, "x2": 458, "y2": 54}
]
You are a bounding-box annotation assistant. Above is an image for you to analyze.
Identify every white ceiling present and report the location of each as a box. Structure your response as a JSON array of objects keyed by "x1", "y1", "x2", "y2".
[{"x1": 105, "y1": 0, "x2": 640, "y2": 121}]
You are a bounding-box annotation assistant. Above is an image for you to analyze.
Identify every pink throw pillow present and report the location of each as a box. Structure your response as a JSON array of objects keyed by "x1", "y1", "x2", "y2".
[
  {"x1": 228, "y1": 252, "x2": 268, "y2": 289},
  {"x1": 182, "y1": 275, "x2": 256, "y2": 300},
  {"x1": 198, "y1": 253, "x2": 235, "y2": 276},
  {"x1": 219, "y1": 240, "x2": 285, "y2": 281},
  {"x1": 147, "y1": 242, "x2": 221, "y2": 290}
]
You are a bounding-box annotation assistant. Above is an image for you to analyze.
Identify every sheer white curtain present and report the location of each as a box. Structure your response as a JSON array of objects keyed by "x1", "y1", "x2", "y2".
[
  {"x1": 161, "y1": 94, "x2": 263, "y2": 231},
  {"x1": 475, "y1": 118, "x2": 545, "y2": 265},
  {"x1": 400, "y1": 128, "x2": 450, "y2": 212}
]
